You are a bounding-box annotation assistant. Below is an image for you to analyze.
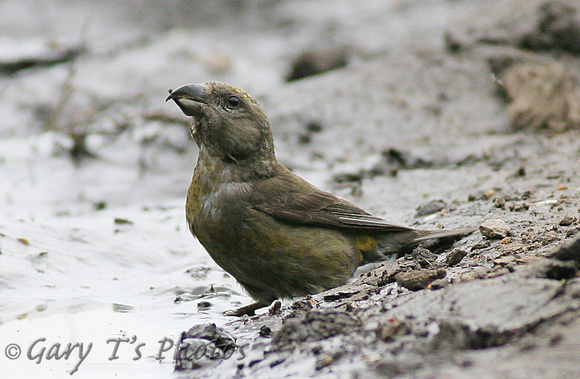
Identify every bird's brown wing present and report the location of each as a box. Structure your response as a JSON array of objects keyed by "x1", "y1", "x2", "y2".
[{"x1": 250, "y1": 175, "x2": 414, "y2": 233}]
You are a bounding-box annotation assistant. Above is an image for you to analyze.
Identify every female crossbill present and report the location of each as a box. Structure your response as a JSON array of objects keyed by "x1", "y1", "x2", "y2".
[{"x1": 166, "y1": 81, "x2": 473, "y2": 316}]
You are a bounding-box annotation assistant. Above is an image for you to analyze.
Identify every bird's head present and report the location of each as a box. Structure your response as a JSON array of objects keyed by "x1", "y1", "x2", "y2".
[{"x1": 166, "y1": 81, "x2": 275, "y2": 164}]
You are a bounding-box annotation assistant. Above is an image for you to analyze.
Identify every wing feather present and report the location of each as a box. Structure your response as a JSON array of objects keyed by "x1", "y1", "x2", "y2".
[{"x1": 250, "y1": 175, "x2": 413, "y2": 233}]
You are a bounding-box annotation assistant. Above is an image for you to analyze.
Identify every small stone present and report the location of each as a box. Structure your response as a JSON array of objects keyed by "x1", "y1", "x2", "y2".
[
  {"x1": 175, "y1": 323, "x2": 237, "y2": 371},
  {"x1": 410, "y1": 245, "x2": 438, "y2": 267},
  {"x1": 286, "y1": 48, "x2": 348, "y2": 82},
  {"x1": 269, "y1": 300, "x2": 282, "y2": 315},
  {"x1": 395, "y1": 268, "x2": 446, "y2": 291},
  {"x1": 445, "y1": 248, "x2": 467, "y2": 266},
  {"x1": 197, "y1": 301, "x2": 211, "y2": 309},
  {"x1": 509, "y1": 202, "x2": 529, "y2": 212},
  {"x1": 493, "y1": 256, "x2": 516, "y2": 266},
  {"x1": 471, "y1": 241, "x2": 491, "y2": 250},
  {"x1": 556, "y1": 184, "x2": 568, "y2": 190},
  {"x1": 468, "y1": 191, "x2": 487, "y2": 201},
  {"x1": 259, "y1": 325, "x2": 272, "y2": 337},
  {"x1": 493, "y1": 196, "x2": 506, "y2": 208},
  {"x1": 559, "y1": 215, "x2": 577, "y2": 226},
  {"x1": 480, "y1": 219, "x2": 511, "y2": 239},
  {"x1": 415, "y1": 199, "x2": 448, "y2": 217}
]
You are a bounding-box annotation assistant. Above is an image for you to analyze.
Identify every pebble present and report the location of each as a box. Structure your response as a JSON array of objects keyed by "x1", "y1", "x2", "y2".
[
  {"x1": 509, "y1": 202, "x2": 529, "y2": 211},
  {"x1": 480, "y1": 218, "x2": 511, "y2": 239},
  {"x1": 395, "y1": 268, "x2": 446, "y2": 291},
  {"x1": 493, "y1": 196, "x2": 506, "y2": 208},
  {"x1": 415, "y1": 199, "x2": 448, "y2": 217},
  {"x1": 445, "y1": 248, "x2": 467, "y2": 266},
  {"x1": 559, "y1": 215, "x2": 577, "y2": 226},
  {"x1": 259, "y1": 325, "x2": 272, "y2": 337}
]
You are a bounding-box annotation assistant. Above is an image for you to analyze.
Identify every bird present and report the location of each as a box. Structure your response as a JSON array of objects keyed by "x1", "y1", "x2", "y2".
[{"x1": 166, "y1": 81, "x2": 474, "y2": 316}]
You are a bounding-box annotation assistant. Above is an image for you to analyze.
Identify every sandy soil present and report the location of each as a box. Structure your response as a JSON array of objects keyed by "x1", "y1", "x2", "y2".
[{"x1": 0, "y1": 0, "x2": 579, "y2": 377}]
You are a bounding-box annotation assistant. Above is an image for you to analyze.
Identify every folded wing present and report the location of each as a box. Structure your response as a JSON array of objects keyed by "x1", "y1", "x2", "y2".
[{"x1": 250, "y1": 175, "x2": 414, "y2": 233}]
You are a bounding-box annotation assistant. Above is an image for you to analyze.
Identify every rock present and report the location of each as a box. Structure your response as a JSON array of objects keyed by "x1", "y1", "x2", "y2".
[
  {"x1": 509, "y1": 202, "x2": 529, "y2": 211},
  {"x1": 354, "y1": 262, "x2": 403, "y2": 287},
  {"x1": 286, "y1": 48, "x2": 349, "y2": 82},
  {"x1": 445, "y1": 248, "x2": 468, "y2": 266},
  {"x1": 468, "y1": 191, "x2": 490, "y2": 201},
  {"x1": 395, "y1": 268, "x2": 446, "y2": 291},
  {"x1": 520, "y1": 0, "x2": 580, "y2": 54},
  {"x1": 560, "y1": 215, "x2": 577, "y2": 226},
  {"x1": 548, "y1": 233, "x2": 580, "y2": 262},
  {"x1": 175, "y1": 323, "x2": 239, "y2": 371},
  {"x1": 480, "y1": 219, "x2": 511, "y2": 239},
  {"x1": 409, "y1": 245, "x2": 438, "y2": 267},
  {"x1": 500, "y1": 61, "x2": 580, "y2": 131},
  {"x1": 415, "y1": 199, "x2": 448, "y2": 217},
  {"x1": 493, "y1": 195, "x2": 506, "y2": 208},
  {"x1": 530, "y1": 259, "x2": 578, "y2": 280},
  {"x1": 259, "y1": 325, "x2": 272, "y2": 338}
]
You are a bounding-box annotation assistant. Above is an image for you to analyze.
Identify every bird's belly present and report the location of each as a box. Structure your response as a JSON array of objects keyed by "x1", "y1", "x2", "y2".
[{"x1": 191, "y1": 206, "x2": 363, "y2": 302}]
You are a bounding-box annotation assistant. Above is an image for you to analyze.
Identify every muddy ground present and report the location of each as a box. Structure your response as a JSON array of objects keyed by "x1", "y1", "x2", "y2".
[{"x1": 0, "y1": 0, "x2": 579, "y2": 378}]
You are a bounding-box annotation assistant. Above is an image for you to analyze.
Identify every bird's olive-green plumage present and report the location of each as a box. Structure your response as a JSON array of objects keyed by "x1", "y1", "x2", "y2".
[{"x1": 167, "y1": 81, "x2": 473, "y2": 315}]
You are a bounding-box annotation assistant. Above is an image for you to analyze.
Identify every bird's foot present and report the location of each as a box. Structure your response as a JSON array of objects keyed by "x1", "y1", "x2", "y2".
[{"x1": 224, "y1": 301, "x2": 268, "y2": 316}]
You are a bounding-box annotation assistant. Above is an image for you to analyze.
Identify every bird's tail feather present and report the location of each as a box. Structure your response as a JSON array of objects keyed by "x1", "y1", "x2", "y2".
[
  {"x1": 410, "y1": 227, "x2": 477, "y2": 244},
  {"x1": 368, "y1": 227, "x2": 476, "y2": 262}
]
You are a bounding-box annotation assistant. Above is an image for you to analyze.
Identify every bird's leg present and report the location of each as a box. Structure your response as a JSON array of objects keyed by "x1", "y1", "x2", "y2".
[{"x1": 224, "y1": 301, "x2": 269, "y2": 316}]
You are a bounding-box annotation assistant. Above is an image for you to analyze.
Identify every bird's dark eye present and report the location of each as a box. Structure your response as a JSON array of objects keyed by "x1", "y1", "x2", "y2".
[{"x1": 227, "y1": 96, "x2": 240, "y2": 107}]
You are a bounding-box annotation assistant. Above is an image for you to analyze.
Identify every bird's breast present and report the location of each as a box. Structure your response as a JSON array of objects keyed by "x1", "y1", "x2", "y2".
[{"x1": 186, "y1": 170, "x2": 252, "y2": 237}]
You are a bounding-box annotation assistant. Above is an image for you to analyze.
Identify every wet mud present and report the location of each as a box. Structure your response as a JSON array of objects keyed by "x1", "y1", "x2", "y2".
[{"x1": 1, "y1": 0, "x2": 579, "y2": 377}]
